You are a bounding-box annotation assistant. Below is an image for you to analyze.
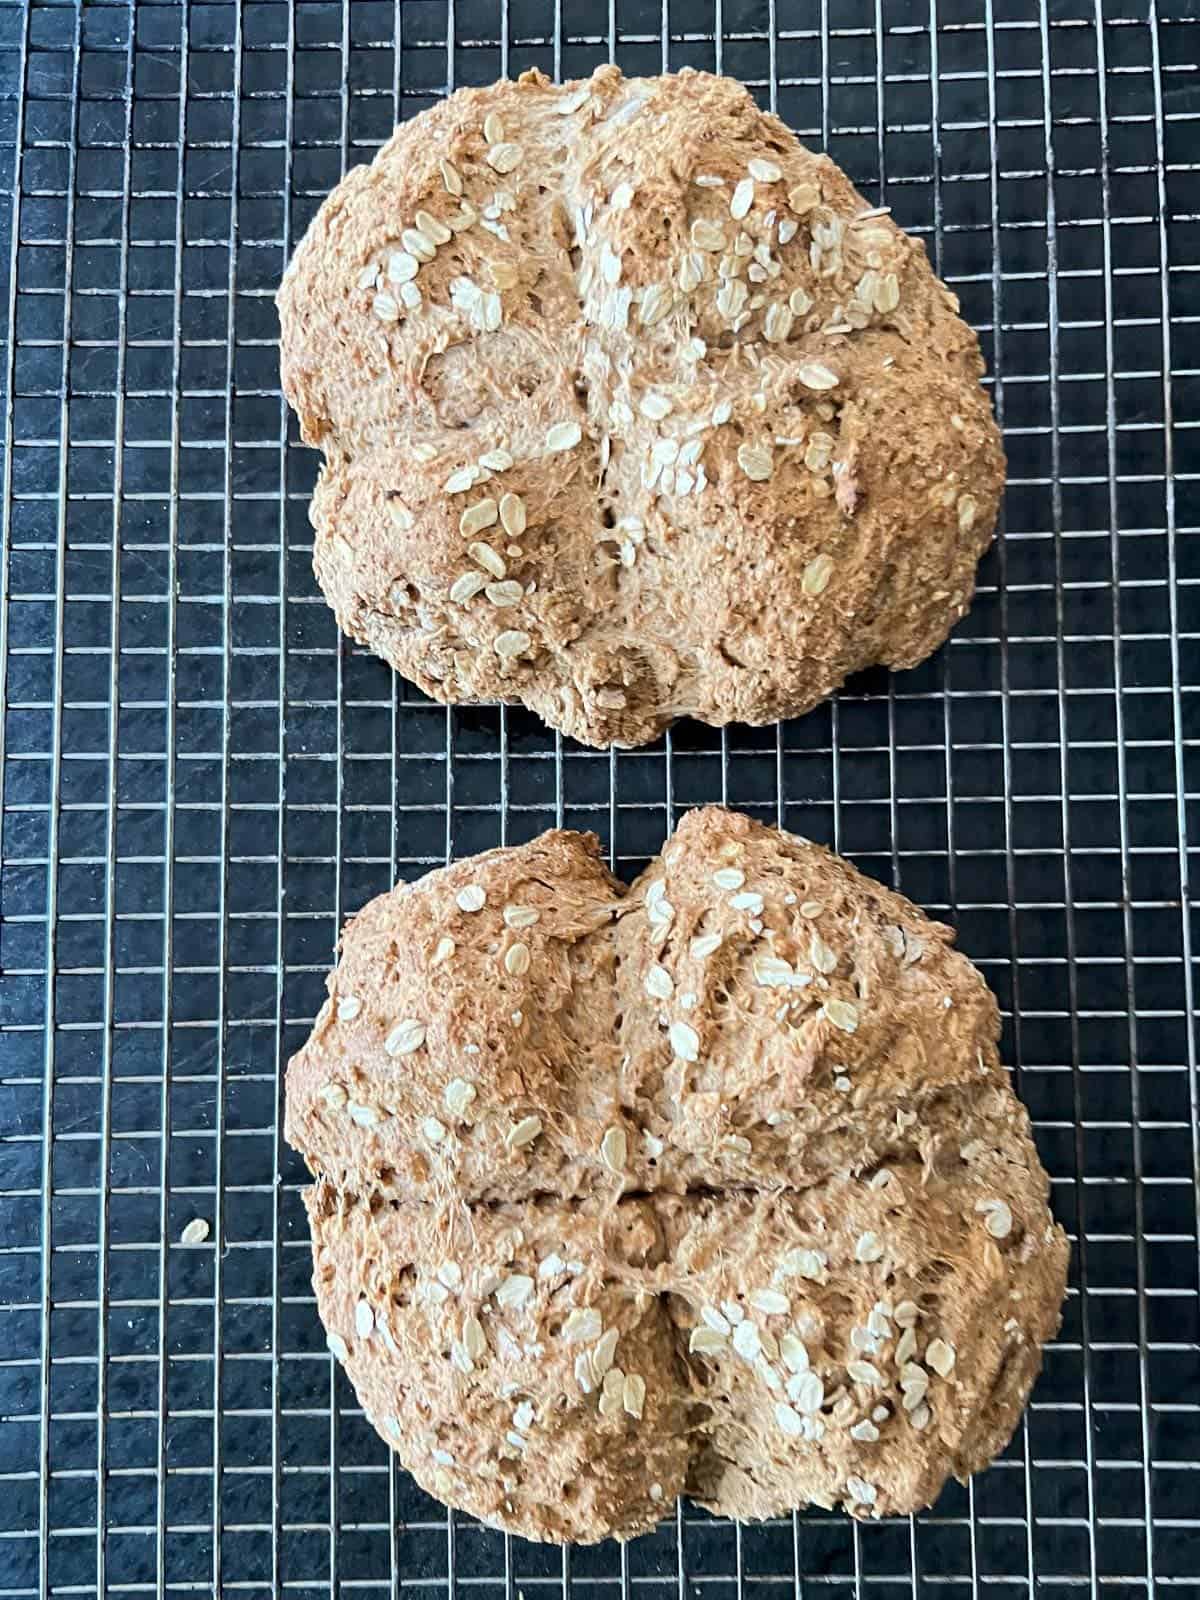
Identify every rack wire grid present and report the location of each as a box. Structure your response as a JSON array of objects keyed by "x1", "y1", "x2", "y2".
[{"x1": 0, "y1": 0, "x2": 1198, "y2": 1597}]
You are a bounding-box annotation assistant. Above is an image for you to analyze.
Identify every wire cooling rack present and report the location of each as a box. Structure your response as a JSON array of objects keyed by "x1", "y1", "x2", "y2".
[{"x1": 1, "y1": 1, "x2": 1198, "y2": 1597}]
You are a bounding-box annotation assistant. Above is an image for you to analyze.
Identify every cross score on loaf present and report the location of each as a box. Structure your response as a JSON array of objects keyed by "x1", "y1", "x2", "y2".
[
  {"x1": 286, "y1": 808, "x2": 1068, "y2": 1543},
  {"x1": 277, "y1": 67, "x2": 1005, "y2": 749}
]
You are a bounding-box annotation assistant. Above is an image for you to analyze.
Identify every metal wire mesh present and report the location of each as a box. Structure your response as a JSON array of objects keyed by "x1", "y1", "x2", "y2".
[{"x1": 1, "y1": 0, "x2": 1198, "y2": 1595}]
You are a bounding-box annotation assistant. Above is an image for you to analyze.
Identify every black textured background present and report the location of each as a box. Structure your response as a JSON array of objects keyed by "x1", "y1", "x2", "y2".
[{"x1": 1, "y1": 2, "x2": 1198, "y2": 1597}]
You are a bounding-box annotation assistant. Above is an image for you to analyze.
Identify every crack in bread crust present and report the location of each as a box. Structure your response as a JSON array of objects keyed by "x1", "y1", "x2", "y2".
[
  {"x1": 286, "y1": 807, "x2": 1067, "y2": 1542},
  {"x1": 277, "y1": 67, "x2": 1004, "y2": 748}
]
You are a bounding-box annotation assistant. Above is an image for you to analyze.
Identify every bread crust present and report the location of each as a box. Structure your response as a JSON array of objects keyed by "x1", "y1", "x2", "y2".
[
  {"x1": 278, "y1": 67, "x2": 1004, "y2": 747},
  {"x1": 287, "y1": 808, "x2": 1067, "y2": 1541}
]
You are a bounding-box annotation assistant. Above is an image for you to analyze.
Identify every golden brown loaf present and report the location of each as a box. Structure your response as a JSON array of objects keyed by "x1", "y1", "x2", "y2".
[
  {"x1": 277, "y1": 67, "x2": 1004, "y2": 748},
  {"x1": 287, "y1": 808, "x2": 1067, "y2": 1542}
]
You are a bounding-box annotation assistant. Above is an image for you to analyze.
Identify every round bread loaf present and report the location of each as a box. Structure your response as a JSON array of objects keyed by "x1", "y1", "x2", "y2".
[
  {"x1": 278, "y1": 67, "x2": 1004, "y2": 748},
  {"x1": 287, "y1": 808, "x2": 1067, "y2": 1542}
]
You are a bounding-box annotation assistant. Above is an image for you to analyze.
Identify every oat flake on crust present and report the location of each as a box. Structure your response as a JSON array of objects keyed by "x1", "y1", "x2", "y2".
[
  {"x1": 286, "y1": 807, "x2": 1067, "y2": 1543},
  {"x1": 277, "y1": 67, "x2": 1004, "y2": 749}
]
